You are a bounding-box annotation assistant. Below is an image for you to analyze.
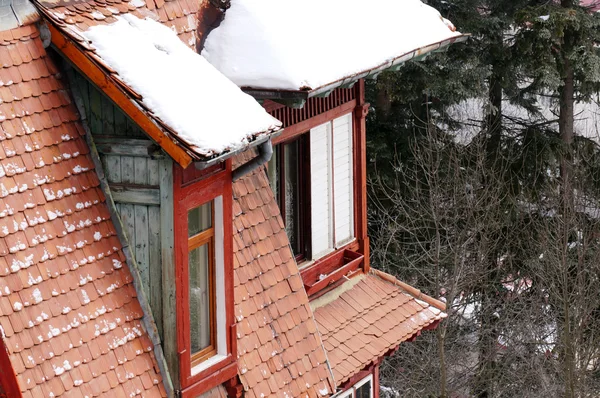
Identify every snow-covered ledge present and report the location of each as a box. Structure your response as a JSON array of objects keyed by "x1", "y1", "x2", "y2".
[{"x1": 202, "y1": 0, "x2": 468, "y2": 96}]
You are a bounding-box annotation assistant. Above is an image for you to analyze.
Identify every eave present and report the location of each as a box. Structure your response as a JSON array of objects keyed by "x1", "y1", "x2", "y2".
[{"x1": 242, "y1": 34, "x2": 470, "y2": 104}]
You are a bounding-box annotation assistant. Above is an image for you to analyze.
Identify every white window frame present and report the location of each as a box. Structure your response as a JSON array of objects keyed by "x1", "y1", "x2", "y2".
[
  {"x1": 337, "y1": 389, "x2": 354, "y2": 398},
  {"x1": 335, "y1": 374, "x2": 374, "y2": 398},
  {"x1": 354, "y1": 374, "x2": 374, "y2": 398}
]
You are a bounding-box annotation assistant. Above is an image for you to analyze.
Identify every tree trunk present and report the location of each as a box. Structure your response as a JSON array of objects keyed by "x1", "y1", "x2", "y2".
[
  {"x1": 437, "y1": 327, "x2": 447, "y2": 398},
  {"x1": 474, "y1": 54, "x2": 503, "y2": 398},
  {"x1": 486, "y1": 63, "x2": 503, "y2": 159},
  {"x1": 558, "y1": 2, "x2": 575, "y2": 397}
]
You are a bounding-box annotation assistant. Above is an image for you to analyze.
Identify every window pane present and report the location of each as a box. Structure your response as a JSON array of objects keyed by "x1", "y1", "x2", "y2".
[
  {"x1": 188, "y1": 202, "x2": 212, "y2": 237},
  {"x1": 189, "y1": 244, "x2": 211, "y2": 354},
  {"x1": 284, "y1": 140, "x2": 301, "y2": 255},
  {"x1": 355, "y1": 380, "x2": 371, "y2": 398}
]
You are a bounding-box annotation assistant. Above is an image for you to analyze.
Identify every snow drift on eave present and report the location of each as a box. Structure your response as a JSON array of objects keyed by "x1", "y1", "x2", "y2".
[
  {"x1": 82, "y1": 14, "x2": 281, "y2": 157},
  {"x1": 201, "y1": 0, "x2": 464, "y2": 92}
]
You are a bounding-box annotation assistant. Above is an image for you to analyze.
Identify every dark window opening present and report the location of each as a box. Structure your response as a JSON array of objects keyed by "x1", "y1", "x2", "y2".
[
  {"x1": 355, "y1": 379, "x2": 371, "y2": 398},
  {"x1": 267, "y1": 135, "x2": 311, "y2": 261}
]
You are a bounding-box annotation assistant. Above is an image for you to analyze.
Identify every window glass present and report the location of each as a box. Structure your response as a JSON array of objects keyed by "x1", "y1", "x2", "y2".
[
  {"x1": 187, "y1": 201, "x2": 216, "y2": 363},
  {"x1": 284, "y1": 140, "x2": 301, "y2": 254},
  {"x1": 189, "y1": 244, "x2": 211, "y2": 354},
  {"x1": 188, "y1": 202, "x2": 212, "y2": 237},
  {"x1": 355, "y1": 379, "x2": 371, "y2": 398},
  {"x1": 267, "y1": 137, "x2": 308, "y2": 259}
]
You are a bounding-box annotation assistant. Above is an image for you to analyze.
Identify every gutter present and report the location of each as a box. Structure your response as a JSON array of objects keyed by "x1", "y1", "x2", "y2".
[
  {"x1": 230, "y1": 138, "x2": 273, "y2": 181},
  {"x1": 194, "y1": 129, "x2": 282, "y2": 171}
]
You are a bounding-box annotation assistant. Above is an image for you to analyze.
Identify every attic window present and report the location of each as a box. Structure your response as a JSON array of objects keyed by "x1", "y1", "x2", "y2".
[
  {"x1": 340, "y1": 375, "x2": 373, "y2": 398},
  {"x1": 174, "y1": 164, "x2": 236, "y2": 393},
  {"x1": 188, "y1": 201, "x2": 217, "y2": 365},
  {"x1": 267, "y1": 113, "x2": 355, "y2": 264}
]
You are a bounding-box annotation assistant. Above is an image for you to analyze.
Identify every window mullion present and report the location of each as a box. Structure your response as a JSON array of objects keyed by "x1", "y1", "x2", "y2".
[{"x1": 188, "y1": 229, "x2": 214, "y2": 250}]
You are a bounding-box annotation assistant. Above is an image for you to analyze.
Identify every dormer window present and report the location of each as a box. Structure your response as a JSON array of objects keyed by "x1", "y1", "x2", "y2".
[
  {"x1": 309, "y1": 114, "x2": 355, "y2": 258},
  {"x1": 187, "y1": 201, "x2": 217, "y2": 365},
  {"x1": 268, "y1": 113, "x2": 355, "y2": 264},
  {"x1": 174, "y1": 164, "x2": 237, "y2": 395},
  {"x1": 267, "y1": 135, "x2": 310, "y2": 260}
]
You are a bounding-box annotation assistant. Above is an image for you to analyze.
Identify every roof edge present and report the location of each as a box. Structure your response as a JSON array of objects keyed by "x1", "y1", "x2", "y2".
[
  {"x1": 40, "y1": 18, "x2": 196, "y2": 168},
  {"x1": 241, "y1": 34, "x2": 470, "y2": 101},
  {"x1": 370, "y1": 269, "x2": 446, "y2": 311}
]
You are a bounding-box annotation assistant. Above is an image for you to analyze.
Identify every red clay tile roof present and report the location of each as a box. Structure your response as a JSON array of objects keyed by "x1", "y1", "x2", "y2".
[
  {"x1": 36, "y1": 0, "x2": 199, "y2": 51},
  {"x1": 232, "y1": 152, "x2": 335, "y2": 398},
  {"x1": 0, "y1": 22, "x2": 166, "y2": 397},
  {"x1": 313, "y1": 271, "x2": 447, "y2": 386}
]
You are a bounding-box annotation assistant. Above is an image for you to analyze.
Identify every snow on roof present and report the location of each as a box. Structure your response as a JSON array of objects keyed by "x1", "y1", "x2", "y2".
[
  {"x1": 202, "y1": 0, "x2": 465, "y2": 92},
  {"x1": 82, "y1": 14, "x2": 281, "y2": 157}
]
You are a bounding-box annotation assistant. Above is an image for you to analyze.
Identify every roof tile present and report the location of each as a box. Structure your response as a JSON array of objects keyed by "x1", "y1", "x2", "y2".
[
  {"x1": 232, "y1": 151, "x2": 335, "y2": 396},
  {"x1": 0, "y1": 24, "x2": 166, "y2": 398},
  {"x1": 313, "y1": 273, "x2": 447, "y2": 385}
]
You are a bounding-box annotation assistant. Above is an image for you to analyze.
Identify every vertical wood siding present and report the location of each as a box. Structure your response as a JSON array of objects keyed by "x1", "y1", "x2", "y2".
[
  {"x1": 72, "y1": 70, "x2": 167, "y2": 339},
  {"x1": 70, "y1": 70, "x2": 147, "y2": 138}
]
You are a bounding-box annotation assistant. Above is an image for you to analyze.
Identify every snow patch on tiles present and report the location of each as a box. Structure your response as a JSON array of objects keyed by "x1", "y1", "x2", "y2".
[
  {"x1": 203, "y1": 0, "x2": 463, "y2": 91},
  {"x1": 82, "y1": 15, "x2": 281, "y2": 157}
]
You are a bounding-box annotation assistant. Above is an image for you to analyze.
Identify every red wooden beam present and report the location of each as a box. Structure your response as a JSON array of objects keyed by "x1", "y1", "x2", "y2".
[
  {"x1": 0, "y1": 337, "x2": 21, "y2": 397},
  {"x1": 353, "y1": 80, "x2": 370, "y2": 271}
]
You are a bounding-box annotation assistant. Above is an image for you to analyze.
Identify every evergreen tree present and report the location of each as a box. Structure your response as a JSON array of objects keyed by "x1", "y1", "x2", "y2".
[{"x1": 367, "y1": 1, "x2": 600, "y2": 397}]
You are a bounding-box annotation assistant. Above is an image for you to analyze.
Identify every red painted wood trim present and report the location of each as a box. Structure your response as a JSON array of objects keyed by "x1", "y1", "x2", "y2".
[
  {"x1": 373, "y1": 362, "x2": 380, "y2": 398},
  {"x1": 173, "y1": 161, "x2": 236, "y2": 390},
  {"x1": 180, "y1": 361, "x2": 238, "y2": 397},
  {"x1": 303, "y1": 251, "x2": 363, "y2": 296},
  {"x1": 339, "y1": 369, "x2": 373, "y2": 393},
  {"x1": 272, "y1": 100, "x2": 356, "y2": 145},
  {"x1": 0, "y1": 337, "x2": 21, "y2": 397},
  {"x1": 353, "y1": 80, "x2": 370, "y2": 271}
]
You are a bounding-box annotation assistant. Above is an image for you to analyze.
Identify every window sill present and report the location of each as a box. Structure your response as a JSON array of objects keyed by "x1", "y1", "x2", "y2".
[
  {"x1": 298, "y1": 238, "x2": 359, "y2": 271},
  {"x1": 301, "y1": 248, "x2": 364, "y2": 297},
  {"x1": 191, "y1": 354, "x2": 228, "y2": 377}
]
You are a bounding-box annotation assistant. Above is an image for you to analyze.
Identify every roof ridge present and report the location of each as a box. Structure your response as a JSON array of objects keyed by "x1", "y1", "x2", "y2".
[{"x1": 369, "y1": 269, "x2": 446, "y2": 312}]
